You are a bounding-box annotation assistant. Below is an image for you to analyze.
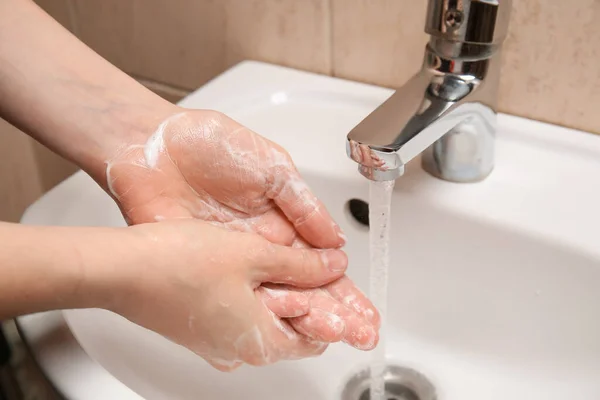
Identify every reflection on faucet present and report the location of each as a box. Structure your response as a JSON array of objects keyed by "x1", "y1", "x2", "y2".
[
  {"x1": 347, "y1": 140, "x2": 393, "y2": 181},
  {"x1": 346, "y1": 0, "x2": 512, "y2": 183},
  {"x1": 348, "y1": 141, "x2": 387, "y2": 170}
]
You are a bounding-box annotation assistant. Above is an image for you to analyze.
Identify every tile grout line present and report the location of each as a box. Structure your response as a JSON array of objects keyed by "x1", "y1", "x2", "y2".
[
  {"x1": 132, "y1": 75, "x2": 191, "y2": 96},
  {"x1": 324, "y1": 0, "x2": 334, "y2": 76},
  {"x1": 129, "y1": 72, "x2": 192, "y2": 92},
  {"x1": 64, "y1": 0, "x2": 80, "y2": 38}
]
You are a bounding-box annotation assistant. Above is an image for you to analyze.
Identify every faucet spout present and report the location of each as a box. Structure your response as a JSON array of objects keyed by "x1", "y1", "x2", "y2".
[{"x1": 346, "y1": 0, "x2": 511, "y2": 182}]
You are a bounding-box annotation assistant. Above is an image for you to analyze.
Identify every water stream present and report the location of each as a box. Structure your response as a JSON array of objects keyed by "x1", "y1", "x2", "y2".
[{"x1": 368, "y1": 180, "x2": 395, "y2": 400}]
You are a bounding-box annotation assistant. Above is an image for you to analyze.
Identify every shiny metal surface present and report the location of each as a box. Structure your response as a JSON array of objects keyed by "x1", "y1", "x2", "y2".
[
  {"x1": 346, "y1": 0, "x2": 511, "y2": 182},
  {"x1": 428, "y1": 0, "x2": 512, "y2": 42},
  {"x1": 340, "y1": 365, "x2": 437, "y2": 400}
]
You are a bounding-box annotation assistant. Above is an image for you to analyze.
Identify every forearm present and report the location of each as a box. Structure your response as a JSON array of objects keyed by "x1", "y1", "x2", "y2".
[
  {"x1": 0, "y1": 0, "x2": 176, "y2": 182},
  {"x1": 0, "y1": 222, "x2": 136, "y2": 319}
]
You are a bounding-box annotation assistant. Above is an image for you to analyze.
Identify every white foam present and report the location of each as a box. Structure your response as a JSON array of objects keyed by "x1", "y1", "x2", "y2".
[{"x1": 142, "y1": 112, "x2": 186, "y2": 168}]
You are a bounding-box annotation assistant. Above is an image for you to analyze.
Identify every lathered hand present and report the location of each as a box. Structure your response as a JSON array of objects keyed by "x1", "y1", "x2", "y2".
[{"x1": 116, "y1": 220, "x2": 348, "y2": 371}]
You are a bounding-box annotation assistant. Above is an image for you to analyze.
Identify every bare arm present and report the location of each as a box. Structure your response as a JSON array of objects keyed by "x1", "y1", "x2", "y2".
[
  {"x1": 0, "y1": 0, "x2": 176, "y2": 183},
  {"x1": 0, "y1": 0, "x2": 380, "y2": 356},
  {"x1": 0, "y1": 218, "x2": 355, "y2": 369},
  {"x1": 0, "y1": 221, "x2": 133, "y2": 319}
]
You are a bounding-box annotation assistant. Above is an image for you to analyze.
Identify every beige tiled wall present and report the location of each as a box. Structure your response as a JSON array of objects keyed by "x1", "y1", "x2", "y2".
[
  {"x1": 2, "y1": 0, "x2": 600, "y2": 220},
  {"x1": 55, "y1": 0, "x2": 600, "y2": 134},
  {"x1": 0, "y1": 120, "x2": 44, "y2": 222}
]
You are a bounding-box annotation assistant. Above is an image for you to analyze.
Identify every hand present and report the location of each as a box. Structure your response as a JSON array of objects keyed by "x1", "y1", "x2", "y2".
[
  {"x1": 116, "y1": 220, "x2": 349, "y2": 371},
  {"x1": 104, "y1": 108, "x2": 343, "y2": 248},
  {"x1": 103, "y1": 108, "x2": 379, "y2": 350}
]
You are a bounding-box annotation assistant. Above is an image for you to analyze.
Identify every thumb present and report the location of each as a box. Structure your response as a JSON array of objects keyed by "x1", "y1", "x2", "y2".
[
  {"x1": 268, "y1": 163, "x2": 346, "y2": 249},
  {"x1": 255, "y1": 244, "x2": 348, "y2": 287}
]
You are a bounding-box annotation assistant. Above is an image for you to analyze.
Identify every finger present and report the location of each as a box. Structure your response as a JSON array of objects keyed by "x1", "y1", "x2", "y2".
[
  {"x1": 255, "y1": 244, "x2": 348, "y2": 287},
  {"x1": 276, "y1": 336, "x2": 328, "y2": 362},
  {"x1": 275, "y1": 179, "x2": 345, "y2": 248},
  {"x1": 249, "y1": 305, "x2": 328, "y2": 365},
  {"x1": 267, "y1": 320, "x2": 329, "y2": 361},
  {"x1": 291, "y1": 288, "x2": 379, "y2": 351},
  {"x1": 258, "y1": 285, "x2": 310, "y2": 318},
  {"x1": 291, "y1": 235, "x2": 311, "y2": 248},
  {"x1": 324, "y1": 276, "x2": 381, "y2": 327},
  {"x1": 268, "y1": 164, "x2": 346, "y2": 249},
  {"x1": 289, "y1": 308, "x2": 345, "y2": 343},
  {"x1": 207, "y1": 359, "x2": 243, "y2": 372},
  {"x1": 248, "y1": 209, "x2": 296, "y2": 246},
  {"x1": 211, "y1": 209, "x2": 297, "y2": 248}
]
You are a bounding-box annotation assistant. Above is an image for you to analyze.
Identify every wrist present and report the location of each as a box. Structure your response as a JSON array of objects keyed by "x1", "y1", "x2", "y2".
[
  {"x1": 81, "y1": 100, "x2": 181, "y2": 185},
  {"x1": 0, "y1": 224, "x2": 138, "y2": 318},
  {"x1": 68, "y1": 226, "x2": 148, "y2": 312}
]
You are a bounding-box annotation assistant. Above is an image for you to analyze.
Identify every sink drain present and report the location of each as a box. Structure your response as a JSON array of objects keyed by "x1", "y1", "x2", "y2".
[{"x1": 341, "y1": 365, "x2": 436, "y2": 400}]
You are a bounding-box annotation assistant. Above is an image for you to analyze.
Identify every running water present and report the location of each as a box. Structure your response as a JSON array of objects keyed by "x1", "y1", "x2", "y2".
[{"x1": 368, "y1": 180, "x2": 395, "y2": 400}]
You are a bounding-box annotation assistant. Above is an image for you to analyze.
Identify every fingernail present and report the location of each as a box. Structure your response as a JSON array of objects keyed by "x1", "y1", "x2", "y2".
[
  {"x1": 337, "y1": 230, "x2": 347, "y2": 248},
  {"x1": 321, "y1": 250, "x2": 348, "y2": 272},
  {"x1": 332, "y1": 222, "x2": 347, "y2": 245}
]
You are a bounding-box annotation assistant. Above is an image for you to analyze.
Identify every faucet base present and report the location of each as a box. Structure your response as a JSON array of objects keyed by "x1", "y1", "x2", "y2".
[{"x1": 421, "y1": 117, "x2": 495, "y2": 183}]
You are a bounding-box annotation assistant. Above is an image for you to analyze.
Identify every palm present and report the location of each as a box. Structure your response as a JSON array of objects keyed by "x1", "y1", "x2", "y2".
[{"x1": 107, "y1": 110, "x2": 335, "y2": 246}]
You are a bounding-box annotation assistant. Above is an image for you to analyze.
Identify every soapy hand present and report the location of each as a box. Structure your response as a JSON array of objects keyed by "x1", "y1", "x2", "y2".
[
  {"x1": 117, "y1": 219, "x2": 348, "y2": 371},
  {"x1": 105, "y1": 109, "x2": 344, "y2": 248},
  {"x1": 104, "y1": 108, "x2": 379, "y2": 355}
]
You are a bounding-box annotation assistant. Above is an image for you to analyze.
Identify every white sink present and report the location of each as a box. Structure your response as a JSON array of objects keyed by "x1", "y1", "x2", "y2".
[{"x1": 17, "y1": 61, "x2": 600, "y2": 400}]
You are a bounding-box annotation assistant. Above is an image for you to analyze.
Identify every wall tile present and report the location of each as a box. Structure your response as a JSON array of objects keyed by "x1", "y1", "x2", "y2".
[
  {"x1": 498, "y1": 0, "x2": 600, "y2": 134},
  {"x1": 34, "y1": 0, "x2": 73, "y2": 31},
  {"x1": 2, "y1": 1, "x2": 78, "y2": 199},
  {"x1": 73, "y1": 0, "x2": 227, "y2": 90},
  {"x1": 0, "y1": 120, "x2": 43, "y2": 222},
  {"x1": 137, "y1": 77, "x2": 190, "y2": 104},
  {"x1": 53, "y1": 0, "x2": 600, "y2": 135},
  {"x1": 31, "y1": 142, "x2": 78, "y2": 192},
  {"x1": 73, "y1": 0, "x2": 331, "y2": 90},
  {"x1": 224, "y1": 0, "x2": 332, "y2": 74},
  {"x1": 331, "y1": 0, "x2": 429, "y2": 88}
]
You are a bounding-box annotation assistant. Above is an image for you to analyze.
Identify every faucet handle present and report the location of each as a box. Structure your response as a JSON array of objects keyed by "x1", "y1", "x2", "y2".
[{"x1": 425, "y1": 0, "x2": 512, "y2": 51}]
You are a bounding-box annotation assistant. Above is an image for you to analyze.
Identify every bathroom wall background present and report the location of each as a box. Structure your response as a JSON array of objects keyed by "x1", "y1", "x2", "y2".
[{"x1": 2, "y1": 0, "x2": 599, "y2": 221}]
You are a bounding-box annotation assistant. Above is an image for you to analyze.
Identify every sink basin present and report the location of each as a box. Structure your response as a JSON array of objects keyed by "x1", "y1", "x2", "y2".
[{"x1": 17, "y1": 61, "x2": 600, "y2": 400}]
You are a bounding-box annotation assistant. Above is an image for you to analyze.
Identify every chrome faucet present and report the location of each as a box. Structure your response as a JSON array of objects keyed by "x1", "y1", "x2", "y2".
[{"x1": 346, "y1": 0, "x2": 512, "y2": 182}]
